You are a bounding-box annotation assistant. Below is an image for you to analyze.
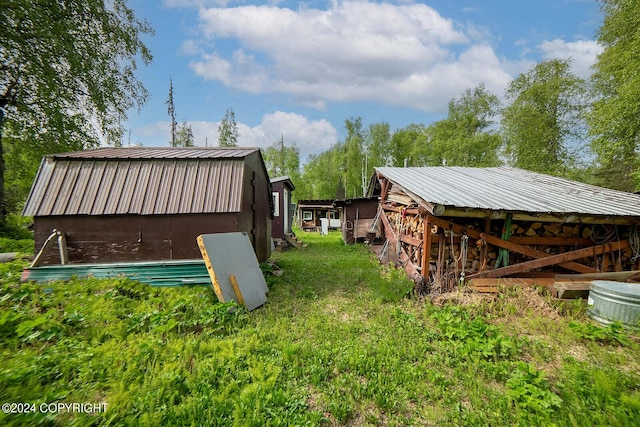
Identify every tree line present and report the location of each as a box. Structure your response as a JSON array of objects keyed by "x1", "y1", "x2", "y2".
[
  {"x1": 1, "y1": 0, "x2": 639, "y2": 233},
  {"x1": 267, "y1": 59, "x2": 634, "y2": 202}
]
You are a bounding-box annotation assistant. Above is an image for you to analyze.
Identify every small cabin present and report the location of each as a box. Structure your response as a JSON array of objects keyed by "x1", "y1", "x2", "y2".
[
  {"x1": 297, "y1": 200, "x2": 342, "y2": 231},
  {"x1": 23, "y1": 147, "x2": 274, "y2": 264},
  {"x1": 333, "y1": 197, "x2": 380, "y2": 244},
  {"x1": 270, "y1": 176, "x2": 296, "y2": 241}
]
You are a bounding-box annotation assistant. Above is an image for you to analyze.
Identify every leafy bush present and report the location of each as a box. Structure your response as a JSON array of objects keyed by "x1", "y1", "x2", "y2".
[
  {"x1": 506, "y1": 362, "x2": 563, "y2": 413},
  {"x1": 0, "y1": 214, "x2": 34, "y2": 240},
  {"x1": 569, "y1": 321, "x2": 631, "y2": 346}
]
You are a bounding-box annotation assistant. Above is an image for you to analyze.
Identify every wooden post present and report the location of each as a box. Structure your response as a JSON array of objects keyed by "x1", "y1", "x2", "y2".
[
  {"x1": 421, "y1": 214, "x2": 432, "y2": 281},
  {"x1": 380, "y1": 177, "x2": 391, "y2": 201}
]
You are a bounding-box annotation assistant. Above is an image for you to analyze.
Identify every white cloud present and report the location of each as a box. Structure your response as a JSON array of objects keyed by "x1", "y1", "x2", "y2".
[
  {"x1": 132, "y1": 112, "x2": 337, "y2": 160},
  {"x1": 164, "y1": 0, "x2": 228, "y2": 8},
  {"x1": 188, "y1": 1, "x2": 521, "y2": 113},
  {"x1": 538, "y1": 39, "x2": 603, "y2": 78},
  {"x1": 178, "y1": 1, "x2": 601, "y2": 117}
]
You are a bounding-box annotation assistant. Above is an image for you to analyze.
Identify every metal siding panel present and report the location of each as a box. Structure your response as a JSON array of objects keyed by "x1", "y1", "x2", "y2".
[
  {"x1": 166, "y1": 161, "x2": 187, "y2": 214},
  {"x1": 191, "y1": 161, "x2": 210, "y2": 213},
  {"x1": 129, "y1": 161, "x2": 152, "y2": 214},
  {"x1": 229, "y1": 161, "x2": 244, "y2": 212},
  {"x1": 39, "y1": 160, "x2": 69, "y2": 216},
  {"x1": 179, "y1": 160, "x2": 198, "y2": 213},
  {"x1": 23, "y1": 158, "x2": 55, "y2": 216},
  {"x1": 52, "y1": 161, "x2": 82, "y2": 215},
  {"x1": 216, "y1": 161, "x2": 232, "y2": 212},
  {"x1": 25, "y1": 149, "x2": 270, "y2": 217},
  {"x1": 141, "y1": 162, "x2": 164, "y2": 215},
  {"x1": 205, "y1": 162, "x2": 222, "y2": 212},
  {"x1": 92, "y1": 161, "x2": 118, "y2": 214},
  {"x1": 116, "y1": 161, "x2": 140, "y2": 214},
  {"x1": 153, "y1": 160, "x2": 175, "y2": 214},
  {"x1": 65, "y1": 162, "x2": 92, "y2": 214},
  {"x1": 104, "y1": 161, "x2": 130, "y2": 214},
  {"x1": 78, "y1": 162, "x2": 106, "y2": 215}
]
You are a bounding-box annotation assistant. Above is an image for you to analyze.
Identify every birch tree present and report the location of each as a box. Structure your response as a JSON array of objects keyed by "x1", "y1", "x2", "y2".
[{"x1": 0, "y1": 0, "x2": 153, "y2": 226}]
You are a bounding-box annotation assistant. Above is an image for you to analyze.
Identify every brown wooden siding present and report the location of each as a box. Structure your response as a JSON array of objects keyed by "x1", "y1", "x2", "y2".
[{"x1": 34, "y1": 213, "x2": 249, "y2": 265}]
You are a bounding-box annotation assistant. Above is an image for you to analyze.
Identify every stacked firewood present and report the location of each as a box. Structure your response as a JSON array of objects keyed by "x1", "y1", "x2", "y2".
[{"x1": 385, "y1": 209, "x2": 638, "y2": 273}]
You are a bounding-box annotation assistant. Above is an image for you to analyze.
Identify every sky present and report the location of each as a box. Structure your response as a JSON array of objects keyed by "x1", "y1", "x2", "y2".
[{"x1": 124, "y1": 0, "x2": 603, "y2": 162}]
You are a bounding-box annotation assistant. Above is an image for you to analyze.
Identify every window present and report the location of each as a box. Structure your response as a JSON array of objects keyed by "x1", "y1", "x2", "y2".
[
  {"x1": 302, "y1": 210, "x2": 313, "y2": 221},
  {"x1": 272, "y1": 193, "x2": 279, "y2": 216}
]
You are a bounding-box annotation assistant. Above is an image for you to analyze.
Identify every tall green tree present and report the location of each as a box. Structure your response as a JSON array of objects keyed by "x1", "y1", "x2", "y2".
[
  {"x1": 166, "y1": 78, "x2": 177, "y2": 147},
  {"x1": 364, "y1": 122, "x2": 392, "y2": 186},
  {"x1": 588, "y1": 0, "x2": 640, "y2": 191},
  {"x1": 502, "y1": 59, "x2": 588, "y2": 176},
  {"x1": 391, "y1": 124, "x2": 428, "y2": 166},
  {"x1": 0, "y1": 0, "x2": 153, "y2": 225},
  {"x1": 175, "y1": 121, "x2": 194, "y2": 147},
  {"x1": 427, "y1": 84, "x2": 502, "y2": 167},
  {"x1": 263, "y1": 135, "x2": 301, "y2": 181},
  {"x1": 297, "y1": 144, "x2": 344, "y2": 200},
  {"x1": 218, "y1": 107, "x2": 238, "y2": 147},
  {"x1": 342, "y1": 117, "x2": 366, "y2": 198}
]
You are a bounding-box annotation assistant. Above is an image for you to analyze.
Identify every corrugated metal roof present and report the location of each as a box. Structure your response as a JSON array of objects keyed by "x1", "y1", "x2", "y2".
[
  {"x1": 23, "y1": 154, "x2": 248, "y2": 216},
  {"x1": 51, "y1": 146, "x2": 260, "y2": 159},
  {"x1": 270, "y1": 176, "x2": 296, "y2": 190},
  {"x1": 375, "y1": 166, "x2": 640, "y2": 218}
]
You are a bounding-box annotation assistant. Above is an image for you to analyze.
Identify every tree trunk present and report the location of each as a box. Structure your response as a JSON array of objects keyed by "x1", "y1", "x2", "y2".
[{"x1": 0, "y1": 107, "x2": 7, "y2": 229}]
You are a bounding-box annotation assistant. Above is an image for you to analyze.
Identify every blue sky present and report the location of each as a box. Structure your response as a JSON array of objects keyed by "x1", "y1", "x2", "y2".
[{"x1": 124, "y1": 0, "x2": 603, "y2": 161}]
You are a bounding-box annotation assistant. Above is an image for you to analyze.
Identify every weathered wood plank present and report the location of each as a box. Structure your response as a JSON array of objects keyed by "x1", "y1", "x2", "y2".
[
  {"x1": 554, "y1": 281, "x2": 591, "y2": 299},
  {"x1": 401, "y1": 234, "x2": 423, "y2": 247},
  {"x1": 467, "y1": 277, "x2": 557, "y2": 295},
  {"x1": 472, "y1": 240, "x2": 630, "y2": 278},
  {"x1": 555, "y1": 270, "x2": 640, "y2": 282},
  {"x1": 509, "y1": 236, "x2": 594, "y2": 246}
]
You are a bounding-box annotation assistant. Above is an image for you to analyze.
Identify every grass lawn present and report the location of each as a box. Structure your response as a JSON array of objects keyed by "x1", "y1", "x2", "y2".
[{"x1": 1, "y1": 230, "x2": 639, "y2": 426}]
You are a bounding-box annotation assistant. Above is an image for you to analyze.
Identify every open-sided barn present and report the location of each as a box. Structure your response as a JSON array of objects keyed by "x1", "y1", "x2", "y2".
[
  {"x1": 369, "y1": 166, "x2": 640, "y2": 293},
  {"x1": 22, "y1": 147, "x2": 273, "y2": 264}
]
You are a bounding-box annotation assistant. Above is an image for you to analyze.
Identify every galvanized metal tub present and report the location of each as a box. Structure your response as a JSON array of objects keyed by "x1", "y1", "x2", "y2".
[{"x1": 588, "y1": 280, "x2": 640, "y2": 328}]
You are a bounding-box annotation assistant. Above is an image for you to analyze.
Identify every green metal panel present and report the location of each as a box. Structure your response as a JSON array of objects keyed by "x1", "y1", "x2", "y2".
[{"x1": 21, "y1": 259, "x2": 211, "y2": 287}]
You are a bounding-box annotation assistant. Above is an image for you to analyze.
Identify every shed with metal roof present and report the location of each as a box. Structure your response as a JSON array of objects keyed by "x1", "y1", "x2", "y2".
[
  {"x1": 369, "y1": 166, "x2": 640, "y2": 293},
  {"x1": 270, "y1": 176, "x2": 296, "y2": 241},
  {"x1": 23, "y1": 147, "x2": 274, "y2": 265}
]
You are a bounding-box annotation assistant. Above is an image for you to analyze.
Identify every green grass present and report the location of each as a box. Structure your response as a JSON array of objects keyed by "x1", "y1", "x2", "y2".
[{"x1": 1, "y1": 230, "x2": 639, "y2": 426}]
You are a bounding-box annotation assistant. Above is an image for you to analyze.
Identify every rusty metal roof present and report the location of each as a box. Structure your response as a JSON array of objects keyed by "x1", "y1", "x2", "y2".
[
  {"x1": 51, "y1": 146, "x2": 260, "y2": 159},
  {"x1": 23, "y1": 147, "x2": 258, "y2": 216},
  {"x1": 374, "y1": 166, "x2": 640, "y2": 218}
]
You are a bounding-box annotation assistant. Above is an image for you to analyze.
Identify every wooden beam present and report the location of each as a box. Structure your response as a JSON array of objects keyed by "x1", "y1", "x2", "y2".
[
  {"x1": 554, "y1": 281, "x2": 591, "y2": 299},
  {"x1": 380, "y1": 177, "x2": 391, "y2": 201},
  {"x1": 428, "y1": 216, "x2": 596, "y2": 274},
  {"x1": 421, "y1": 214, "x2": 432, "y2": 279},
  {"x1": 555, "y1": 270, "x2": 640, "y2": 282},
  {"x1": 440, "y1": 207, "x2": 639, "y2": 225},
  {"x1": 401, "y1": 234, "x2": 422, "y2": 247},
  {"x1": 470, "y1": 240, "x2": 630, "y2": 278},
  {"x1": 509, "y1": 236, "x2": 594, "y2": 246}
]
